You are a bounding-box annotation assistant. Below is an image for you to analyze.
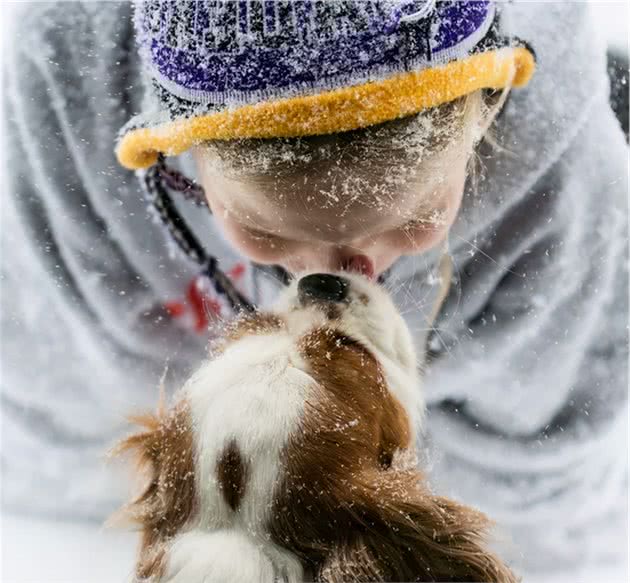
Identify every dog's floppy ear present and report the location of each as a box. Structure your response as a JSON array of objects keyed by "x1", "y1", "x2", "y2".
[
  {"x1": 109, "y1": 399, "x2": 196, "y2": 580},
  {"x1": 317, "y1": 537, "x2": 386, "y2": 582},
  {"x1": 317, "y1": 468, "x2": 518, "y2": 583}
]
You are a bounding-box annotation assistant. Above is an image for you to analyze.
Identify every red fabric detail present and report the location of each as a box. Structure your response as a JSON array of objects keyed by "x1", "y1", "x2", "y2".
[
  {"x1": 228, "y1": 262, "x2": 246, "y2": 280},
  {"x1": 163, "y1": 301, "x2": 186, "y2": 318},
  {"x1": 186, "y1": 279, "x2": 209, "y2": 333},
  {"x1": 163, "y1": 263, "x2": 247, "y2": 334}
]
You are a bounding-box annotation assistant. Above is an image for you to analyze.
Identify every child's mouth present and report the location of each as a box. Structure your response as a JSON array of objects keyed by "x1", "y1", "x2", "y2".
[{"x1": 269, "y1": 255, "x2": 377, "y2": 285}]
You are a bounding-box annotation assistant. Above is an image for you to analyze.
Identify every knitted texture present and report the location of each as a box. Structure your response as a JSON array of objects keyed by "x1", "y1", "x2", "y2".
[
  {"x1": 118, "y1": 47, "x2": 534, "y2": 168},
  {"x1": 116, "y1": 0, "x2": 535, "y2": 169},
  {"x1": 135, "y1": 0, "x2": 495, "y2": 102}
]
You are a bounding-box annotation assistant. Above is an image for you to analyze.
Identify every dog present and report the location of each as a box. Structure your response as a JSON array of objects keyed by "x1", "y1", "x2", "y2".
[{"x1": 114, "y1": 272, "x2": 517, "y2": 582}]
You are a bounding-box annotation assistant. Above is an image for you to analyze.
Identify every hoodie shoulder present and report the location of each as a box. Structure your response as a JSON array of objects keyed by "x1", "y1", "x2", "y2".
[{"x1": 7, "y1": 1, "x2": 133, "y2": 57}]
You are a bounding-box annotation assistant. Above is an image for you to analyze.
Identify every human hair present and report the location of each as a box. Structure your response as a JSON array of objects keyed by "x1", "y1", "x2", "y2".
[{"x1": 196, "y1": 89, "x2": 503, "y2": 192}]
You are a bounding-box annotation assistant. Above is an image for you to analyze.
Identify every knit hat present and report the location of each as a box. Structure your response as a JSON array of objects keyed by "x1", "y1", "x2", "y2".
[{"x1": 117, "y1": 0, "x2": 535, "y2": 170}]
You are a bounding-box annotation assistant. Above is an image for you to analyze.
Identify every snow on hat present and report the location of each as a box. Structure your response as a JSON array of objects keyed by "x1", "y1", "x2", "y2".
[{"x1": 117, "y1": 0, "x2": 535, "y2": 170}]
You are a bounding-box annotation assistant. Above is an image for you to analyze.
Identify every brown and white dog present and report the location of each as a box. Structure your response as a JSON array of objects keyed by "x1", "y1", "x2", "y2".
[{"x1": 114, "y1": 273, "x2": 517, "y2": 583}]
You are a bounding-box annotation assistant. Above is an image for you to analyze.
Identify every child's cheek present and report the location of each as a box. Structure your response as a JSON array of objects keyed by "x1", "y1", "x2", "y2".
[
  {"x1": 394, "y1": 223, "x2": 449, "y2": 254},
  {"x1": 386, "y1": 195, "x2": 462, "y2": 256}
]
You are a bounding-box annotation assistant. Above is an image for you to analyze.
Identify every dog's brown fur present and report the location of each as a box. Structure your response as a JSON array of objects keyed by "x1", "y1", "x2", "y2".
[
  {"x1": 216, "y1": 439, "x2": 249, "y2": 511},
  {"x1": 220, "y1": 311, "x2": 285, "y2": 346},
  {"x1": 269, "y1": 326, "x2": 517, "y2": 583},
  {"x1": 113, "y1": 399, "x2": 196, "y2": 580},
  {"x1": 114, "y1": 316, "x2": 517, "y2": 582}
]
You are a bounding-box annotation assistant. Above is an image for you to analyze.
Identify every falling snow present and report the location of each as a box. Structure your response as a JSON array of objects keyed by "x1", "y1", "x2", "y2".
[{"x1": 0, "y1": 1, "x2": 628, "y2": 582}]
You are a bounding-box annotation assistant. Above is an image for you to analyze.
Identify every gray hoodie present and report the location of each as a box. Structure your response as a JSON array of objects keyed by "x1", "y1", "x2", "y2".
[{"x1": 2, "y1": 2, "x2": 628, "y2": 579}]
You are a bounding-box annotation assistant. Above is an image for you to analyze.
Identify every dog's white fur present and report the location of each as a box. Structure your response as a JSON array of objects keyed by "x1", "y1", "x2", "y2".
[
  {"x1": 159, "y1": 273, "x2": 422, "y2": 583},
  {"x1": 163, "y1": 529, "x2": 302, "y2": 583}
]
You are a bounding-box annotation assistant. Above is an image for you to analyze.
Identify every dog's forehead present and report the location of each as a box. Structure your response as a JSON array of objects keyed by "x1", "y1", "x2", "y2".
[{"x1": 220, "y1": 308, "x2": 375, "y2": 361}]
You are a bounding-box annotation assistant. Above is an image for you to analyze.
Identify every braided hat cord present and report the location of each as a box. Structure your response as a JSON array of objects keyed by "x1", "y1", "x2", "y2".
[{"x1": 143, "y1": 156, "x2": 255, "y2": 313}]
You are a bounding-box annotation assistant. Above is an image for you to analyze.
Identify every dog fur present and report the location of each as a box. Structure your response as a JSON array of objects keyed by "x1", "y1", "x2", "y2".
[{"x1": 114, "y1": 273, "x2": 517, "y2": 583}]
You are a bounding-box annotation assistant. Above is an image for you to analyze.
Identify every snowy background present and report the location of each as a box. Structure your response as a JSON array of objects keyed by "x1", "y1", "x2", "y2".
[{"x1": 0, "y1": 1, "x2": 627, "y2": 582}]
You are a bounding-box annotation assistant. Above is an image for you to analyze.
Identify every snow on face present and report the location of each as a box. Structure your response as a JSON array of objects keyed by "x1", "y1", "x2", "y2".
[{"x1": 194, "y1": 94, "x2": 483, "y2": 276}]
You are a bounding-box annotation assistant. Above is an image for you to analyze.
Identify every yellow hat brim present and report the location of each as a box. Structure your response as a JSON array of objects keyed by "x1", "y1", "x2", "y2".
[{"x1": 117, "y1": 46, "x2": 535, "y2": 170}]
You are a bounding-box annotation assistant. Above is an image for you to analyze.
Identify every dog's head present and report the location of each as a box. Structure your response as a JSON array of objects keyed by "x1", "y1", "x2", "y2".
[
  {"x1": 277, "y1": 272, "x2": 418, "y2": 377},
  {"x1": 279, "y1": 272, "x2": 421, "y2": 420},
  {"x1": 223, "y1": 271, "x2": 423, "y2": 429},
  {"x1": 115, "y1": 274, "x2": 516, "y2": 583}
]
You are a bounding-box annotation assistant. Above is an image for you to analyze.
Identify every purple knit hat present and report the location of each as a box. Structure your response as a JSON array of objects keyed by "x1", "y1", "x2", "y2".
[{"x1": 117, "y1": 0, "x2": 535, "y2": 170}]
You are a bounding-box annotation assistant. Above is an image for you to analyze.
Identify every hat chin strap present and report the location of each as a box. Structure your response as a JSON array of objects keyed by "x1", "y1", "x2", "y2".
[
  {"x1": 142, "y1": 155, "x2": 256, "y2": 315},
  {"x1": 142, "y1": 156, "x2": 393, "y2": 319},
  {"x1": 155, "y1": 156, "x2": 208, "y2": 208}
]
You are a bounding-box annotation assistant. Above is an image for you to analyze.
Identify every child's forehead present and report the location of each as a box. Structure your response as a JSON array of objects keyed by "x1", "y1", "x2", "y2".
[{"x1": 221, "y1": 148, "x2": 452, "y2": 206}]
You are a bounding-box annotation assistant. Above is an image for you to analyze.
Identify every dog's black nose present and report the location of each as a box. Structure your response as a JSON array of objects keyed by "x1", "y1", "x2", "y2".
[{"x1": 297, "y1": 274, "x2": 349, "y2": 305}]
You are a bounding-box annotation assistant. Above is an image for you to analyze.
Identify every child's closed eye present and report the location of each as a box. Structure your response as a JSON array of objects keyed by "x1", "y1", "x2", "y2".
[
  {"x1": 245, "y1": 227, "x2": 278, "y2": 242},
  {"x1": 402, "y1": 208, "x2": 449, "y2": 233}
]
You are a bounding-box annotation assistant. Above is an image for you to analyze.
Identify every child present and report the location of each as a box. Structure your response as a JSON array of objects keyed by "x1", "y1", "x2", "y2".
[{"x1": 2, "y1": 1, "x2": 627, "y2": 580}]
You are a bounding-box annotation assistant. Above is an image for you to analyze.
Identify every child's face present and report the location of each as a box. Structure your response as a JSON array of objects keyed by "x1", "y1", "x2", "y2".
[{"x1": 194, "y1": 147, "x2": 467, "y2": 279}]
